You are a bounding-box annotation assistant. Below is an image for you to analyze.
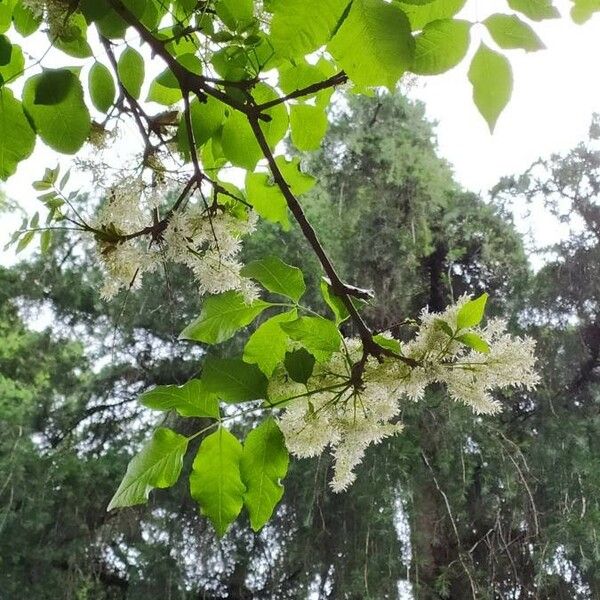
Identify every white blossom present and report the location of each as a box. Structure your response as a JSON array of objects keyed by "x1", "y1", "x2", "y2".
[
  {"x1": 276, "y1": 338, "x2": 407, "y2": 492},
  {"x1": 92, "y1": 179, "x2": 257, "y2": 301},
  {"x1": 402, "y1": 299, "x2": 540, "y2": 415},
  {"x1": 275, "y1": 296, "x2": 539, "y2": 493},
  {"x1": 162, "y1": 205, "x2": 259, "y2": 301}
]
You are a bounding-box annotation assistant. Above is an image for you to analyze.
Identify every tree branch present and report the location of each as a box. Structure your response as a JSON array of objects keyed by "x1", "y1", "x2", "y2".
[
  {"x1": 105, "y1": 0, "x2": 413, "y2": 366},
  {"x1": 256, "y1": 71, "x2": 348, "y2": 111},
  {"x1": 107, "y1": 0, "x2": 270, "y2": 121},
  {"x1": 246, "y1": 115, "x2": 389, "y2": 359}
]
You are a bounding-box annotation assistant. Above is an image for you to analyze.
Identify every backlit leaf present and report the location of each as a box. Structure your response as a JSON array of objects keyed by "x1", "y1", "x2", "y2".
[
  {"x1": 108, "y1": 428, "x2": 188, "y2": 510},
  {"x1": 241, "y1": 418, "x2": 289, "y2": 531},
  {"x1": 468, "y1": 44, "x2": 512, "y2": 133},
  {"x1": 456, "y1": 293, "x2": 489, "y2": 330},
  {"x1": 140, "y1": 379, "x2": 220, "y2": 418},
  {"x1": 202, "y1": 358, "x2": 268, "y2": 402},
  {"x1": 180, "y1": 292, "x2": 272, "y2": 344},
  {"x1": 190, "y1": 428, "x2": 245, "y2": 536},
  {"x1": 280, "y1": 316, "x2": 341, "y2": 362},
  {"x1": 328, "y1": 0, "x2": 414, "y2": 89},
  {"x1": 241, "y1": 256, "x2": 306, "y2": 302},
  {"x1": 243, "y1": 310, "x2": 297, "y2": 376}
]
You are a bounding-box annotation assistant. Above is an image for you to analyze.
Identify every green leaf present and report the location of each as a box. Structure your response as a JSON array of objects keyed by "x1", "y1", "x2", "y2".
[
  {"x1": 484, "y1": 13, "x2": 545, "y2": 52},
  {"x1": 274, "y1": 156, "x2": 316, "y2": 195},
  {"x1": 243, "y1": 310, "x2": 297, "y2": 376},
  {"x1": 398, "y1": 0, "x2": 466, "y2": 30},
  {"x1": 91, "y1": 4, "x2": 128, "y2": 38},
  {"x1": 82, "y1": 0, "x2": 150, "y2": 38},
  {"x1": 456, "y1": 293, "x2": 488, "y2": 330},
  {"x1": 147, "y1": 67, "x2": 182, "y2": 105},
  {"x1": 412, "y1": 19, "x2": 471, "y2": 75},
  {"x1": 570, "y1": 0, "x2": 600, "y2": 23},
  {"x1": 89, "y1": 62, "x2": 116, "y2": 113},
  {"x1": 13, "y1": 0, "x2": 42, "y2": 36},
  {"x1": 240, "y1": 418, "x2": 289, "y2": 531},
  {"x1": 180, "y1": 292, "x2": 272, "y2": 344},
  {"x1": 0, "y1": 35, "x2": 10, "y2": 66},
  {"x1": 140, "y1": 379, "x2": 220, "y2": 418},
  {"x1": 328, "y1": 0, "x2": 415, "y2": 89},
  {"x1": 40, "y1": 229, "x2": 52, "y2": 253},
  {"x1": 177, "y1": 96, "x2": 225, "y2": 156},
  {"x1": 278, "y1": 59, "x2": 335, "y2": 95},
  {"x1": 79, "y1": 0, "x2": 112, "y2": 23},
  {"x1": 216, "y1": 0, "x2": 254, "y2": 29},
  {"x1": 34, "y1": 69, "x2": 75, "y2": 105},
  {"x1": 23, "y1": 71, "x2": 91, "y2": 154},
  {"x1": 221, "y1": 110, "x2": 261, "y2": 169},
  {"x1": 202, "y1": 358, "x2": 268, "y2": 402},
  {"x1": 211, "y1": 45, "x2": 249, "y2": 80},
  {"x1": 117, "y1": 46, "x2": 145, "y2": 99},
  {"x1": 280, "y1": 316, "x2": 341, "y2": 362},
  {"x1": 284, "y1": 348, "x2": 316, "y2": 384},
  {"x1": 467, "y1": 43, "x2": 512, "y2": 133},
  {"x1": 241, "y1": 256, "x2": 306, "y2": 302},
  {"x1": 53, "y1": 12, "x2": 92, "y2": 58},
  {"x1": 0, "y1": 88, "x2": 35, "y2": 180},
  {"x1": 255, "y1": 83, "x2": 289, "y2": 147},
  {"x1": 508, "y1": 0, "x2": 559, "y2": 21},
  {"x1": 456, "y1": 332, "x2": 491, "y2": 354},
  {"x1": 373, "y1": 334, "x2": 402, "y2": 354},
  {"x1": 202, "y1": 136, "x2": 228, "y2": 172},
  {"x1": 220, "y1": 85, "x2": 287, "y2": 168},
  {"x1": 434, "y1": 318, "x2": 454, "y2": 337},
  {"x1": 16, "y1": 230, "x2": 35, "y2": 253},
  {"x1": 0, "y1": 42, "x2": 24, "y2": 83},
  {"x1": 0, "y1": 0, "x2": 16, "y2": 34},
  {"x1": 269, "y1": 0, "x2": 349, "y2": 59},
  {"x1": 190, "y1": 428, "x2": 245, "y2": 536},
  {"x1": 320, "y1": 279, "x2": 350, "y2": 325},
  {"x1": 107, "y1": 427, "x2": 188, "y2": 510},
  {"x1": 290, "y1": 104, "x2": 329, "y2": 151},
  {"x1": 245, "y1": 172, "x2": 290, "y2": 229}
]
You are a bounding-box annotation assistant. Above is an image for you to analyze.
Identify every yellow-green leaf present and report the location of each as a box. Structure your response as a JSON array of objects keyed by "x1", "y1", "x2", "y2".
[
  {"x1": 468, "y1": 44, "x2": 512, "y2": 133},
  {"x1": 190, "y1": 428, "x2": 245, "y2": 536},
  {"x1": 241, "y1": 418, "x2": 289, "y2": 531},
  {"x1": 107, "y1": 428, "x2": 188, "y2": 510},
  {"x1": 328, "y1": 0, "x2": 414, "y2": 89}
]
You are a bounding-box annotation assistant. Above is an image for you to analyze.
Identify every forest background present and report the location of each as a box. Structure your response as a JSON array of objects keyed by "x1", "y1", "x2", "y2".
[{"x1": 2, "y1": 89, "x2": 600, "y2": 598}]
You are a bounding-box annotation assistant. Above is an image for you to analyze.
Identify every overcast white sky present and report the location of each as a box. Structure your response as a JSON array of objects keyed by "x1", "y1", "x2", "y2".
[
  {"x1": 412, "y1": 0, "x2": 600, "y2": 194},
  {"x1": 1, "y1": 0, "x2": 599, "y2": 260}
]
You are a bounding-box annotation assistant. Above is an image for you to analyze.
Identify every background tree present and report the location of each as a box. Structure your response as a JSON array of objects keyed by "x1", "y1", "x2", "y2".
[
  {"x1": 0, "y1": 0, "x2": 584, "y2": 569},
  {"x1": 6, "y1": 93, "x2": 596, "y2": 599}
]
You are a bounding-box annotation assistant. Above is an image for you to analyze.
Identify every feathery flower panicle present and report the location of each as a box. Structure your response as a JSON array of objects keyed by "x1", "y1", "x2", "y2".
[
  {"x1": 94, "y1": 179, "x2": 160, "y2": 300},
  {"x1": 275, "y1": 296, "x2": 539, "y2": 492},
  {"x1": 93, "y1": 180, "x2": 258, "y2": 301},
  {"x1": 163, "y1": 206, "x2": 259, "y2": 302},
  {"x1": 275, "y1": 338, "x2": 407, "y2": 492},
  {"x1": 402, "y1": 298, "x2": 540, "y2": 415}
]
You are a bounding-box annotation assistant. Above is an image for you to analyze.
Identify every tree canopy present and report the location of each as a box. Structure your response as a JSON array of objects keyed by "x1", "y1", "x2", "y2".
[{"x1": 1, "y1": 0, "x2": 600, "y2": 597}]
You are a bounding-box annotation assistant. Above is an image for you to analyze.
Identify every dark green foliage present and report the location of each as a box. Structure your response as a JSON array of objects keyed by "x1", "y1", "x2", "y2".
[{"x1": 2, "y1": 96, "x2": 600, "y2": 598}]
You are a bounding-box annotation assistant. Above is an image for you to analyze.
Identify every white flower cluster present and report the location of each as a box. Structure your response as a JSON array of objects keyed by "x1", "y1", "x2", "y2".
[
  {"x1": 272, "y1": 297, "x2": 539, "y2": 493},
  {"x1": 93, "y1": 179, "x2": 257, "y2": 301},
  {"x1": 271, "y1": 337, "x2": 405, "y2": 493},
  {"x1": 401, "y1": 297, "x2": 539, "y2": 414},
  {"x1": 162, "y1": 204, "x2": 258, "y2": 301}
]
